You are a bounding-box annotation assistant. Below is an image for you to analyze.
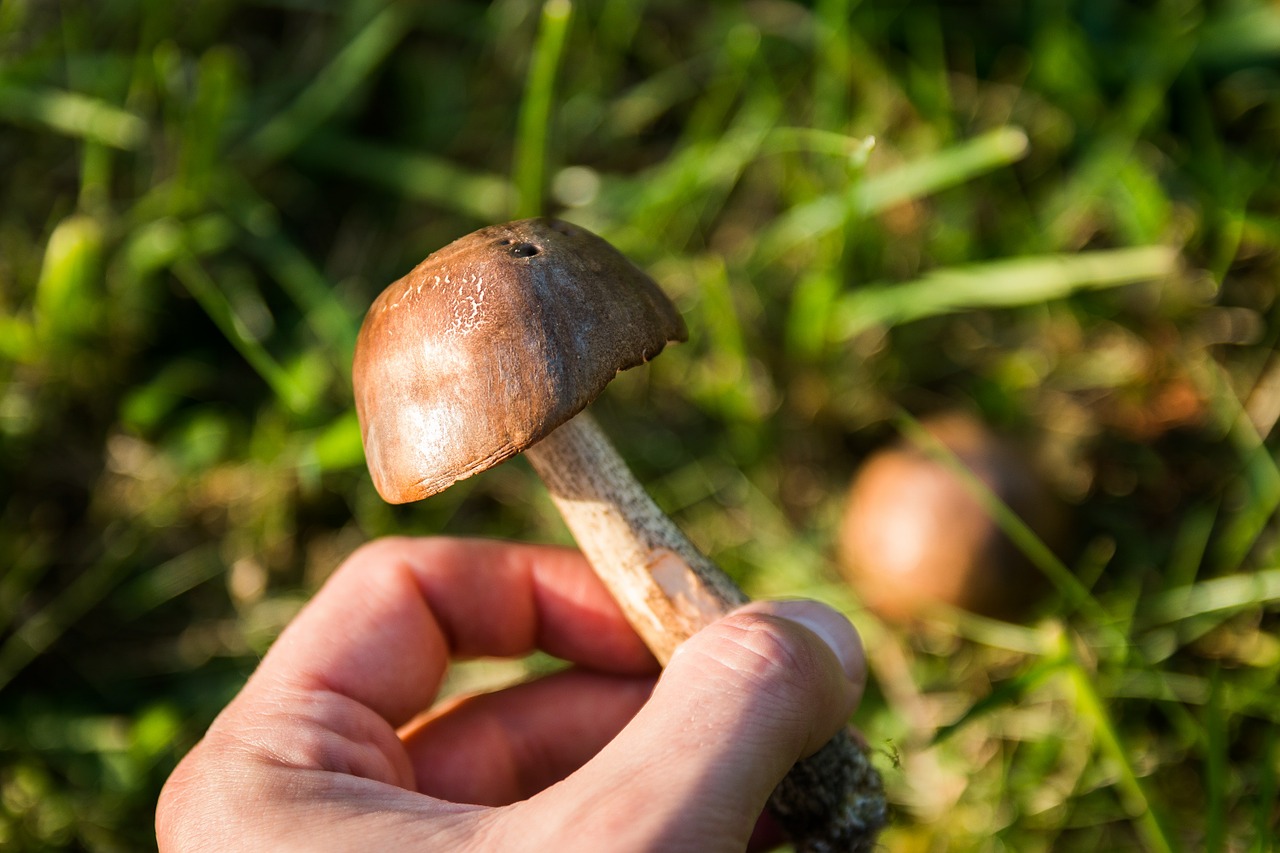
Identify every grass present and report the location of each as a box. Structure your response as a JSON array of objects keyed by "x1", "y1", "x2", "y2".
[{"x1": 2, "y1": 0, "x2": 1279, "y2": 850}]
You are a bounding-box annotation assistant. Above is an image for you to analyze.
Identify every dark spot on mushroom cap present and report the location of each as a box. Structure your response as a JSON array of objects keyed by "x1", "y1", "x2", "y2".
[{"x1": 352, "y1": 217, "x2": 688, "y2": 504}]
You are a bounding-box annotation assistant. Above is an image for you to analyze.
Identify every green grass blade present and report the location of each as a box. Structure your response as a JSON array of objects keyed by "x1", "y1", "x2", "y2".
[
  {"x1": 111, "y1": 546, "x2": 224, "y2": 621},
  {"x1": 678, "y1": 22, "x2": 761, "y2": 148},
  {"x1": 245, "y1": 3, "x2": 413, "y2": 165},
  {"x1": 300, "y1": 409, "x2": 366, "y2": 474},
  {"x1": 1194, "y1": 360, "x2": 1280, "y2": 571},
  {"x1": 1252, "y1": 724, "x2": 1278, "y2": 852},
  {"x1": 605, "y1": 56, "x2": 701, "y2": 138},
  {"x1": 78, "y1": 140, "x2": 112, "y2": 211},
  {"x1": 760, "y1": 127, "x2": 876, "y2": 164},
  {"x1": 1138, "y1": 568, "x2": 1280, "y2": 628},
  {"x1": 1056, "y1": 628, "x2": 1179, "y2": 853},
  {"x1": 241, "y1": 232, "x2": 357, "y2": 377},
  {"x1": 857, "y1": 126, "x2": 1028, "y2": 212},
  {"x1": 0, "y1": 0, "x2": 27, "y2": 33},
  {"x1": 0, "y1": 538, "x2": 140, "y2": 693},
  {"x1": 1196, "y1": 4, "x2": 1280, "y2": 66},
  {"x1": 0, "y1": 533, "x2": 50, "y2": 637},
  {"x1": 812, "y1": 0, "x2": 856, "y2": 131},
  {"x1": 1075, "y1": 535, "x2": 1118, "y2": 595},
  {"x1": 0, "y1": 313, "x2": 36, "y2": 362},
  {"x1": 1205, "y1": 667, "x2": 1227, "y2": 853},
  {"x1": 685, "y1": 254, "x2": 761, "y2": 423},
  {"x1": 833, "y1": 245, "x2": 1179, "y2": 341},
  {"x1": 600, "y1": 98, "x2": 776, "y2": 249},
  {"x1": 220, "y1": 180, "x2": 360, "y2": 373},
  {"x1": 172, "y1": 46, "x2": 241, "y2": 212},
  {"x1": 295, "y1": 131, "x2": 514, "y2": 221},
  {"x1": 0, "y1": 82, "x2": 146, "y2": 149},
  {"x1": 513, "y1": 0, "x2": 573, "y2": 218},
  {"x1": 172, "y1": 255, "x2": 311, "y2": 414},
  {"x1": 943, "y1": 609, "x2": 1051, "y2": 655},
  {"x1": 786, "y1": 265, "x2": 843, "y2": 362},
  {"x1": 757, "y1": 126, "x2": 1028, "y2": 262},
  {"x1": 34, "y1": 213, "x2": 104, "y2": 349},
  {"x1": 1165, "y1": 503, "x2": 1219, "y2": 590},
  {"x1": 932, "y1": 652, "x2": 1066, "y2": 746}
]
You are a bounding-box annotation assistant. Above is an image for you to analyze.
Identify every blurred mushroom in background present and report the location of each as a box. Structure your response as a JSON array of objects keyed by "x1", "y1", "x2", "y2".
[{"x1": 837, "y1": 412, "x2": 1068, "y2": 623}]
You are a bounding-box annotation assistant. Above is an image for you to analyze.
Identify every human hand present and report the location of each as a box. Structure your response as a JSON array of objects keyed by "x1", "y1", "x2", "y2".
[{"x1": 156, "y1": 537, "x2": 866, "y2": 852}]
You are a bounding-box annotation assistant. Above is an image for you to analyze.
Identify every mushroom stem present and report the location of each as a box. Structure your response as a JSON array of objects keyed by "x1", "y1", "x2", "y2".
[
  {"x1": 525, "y1": 411, "x2": 887, "y2": 852},
  {"x1": 525, "y1": 411, "x2": 745, "y2": 662}
]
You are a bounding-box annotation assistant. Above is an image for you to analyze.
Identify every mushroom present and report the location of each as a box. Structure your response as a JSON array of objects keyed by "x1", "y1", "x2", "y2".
[
  {"x1": 353, "y1": 218, "x2": 886, "y2": 852},
  {"x1": 838, "y1": 412, "x2": 1065, "y2": 622}
]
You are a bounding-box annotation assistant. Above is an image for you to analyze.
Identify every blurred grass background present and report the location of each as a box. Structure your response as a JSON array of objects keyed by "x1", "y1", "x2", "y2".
[{"x1": 2, "y1": 0, "x2": 1279, "y2": 849}]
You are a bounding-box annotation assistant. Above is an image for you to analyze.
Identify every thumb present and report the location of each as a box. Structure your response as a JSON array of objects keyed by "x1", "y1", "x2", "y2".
[{"x1": 518, "y1": 600, "x2": 865, "y2": 853}]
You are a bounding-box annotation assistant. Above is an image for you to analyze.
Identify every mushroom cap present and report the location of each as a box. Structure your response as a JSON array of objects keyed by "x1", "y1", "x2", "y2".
[
  {"x1": 837, "y1": 413, "x2": 1065, "y2": 622},
  {"x1": 353, "y1": 218, "x2": 687, "y2": 504}
]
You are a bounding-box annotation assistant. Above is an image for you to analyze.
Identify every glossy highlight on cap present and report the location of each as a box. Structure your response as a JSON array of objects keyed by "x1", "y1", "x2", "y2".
[{"x1": 352, "y1": 218, "x2": 688, "y2": 503}]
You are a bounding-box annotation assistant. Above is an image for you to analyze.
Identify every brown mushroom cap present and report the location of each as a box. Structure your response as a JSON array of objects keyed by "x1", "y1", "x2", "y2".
[
  {"x1": 837, "y1": 413, "x2": 1066, "y2": 622},
  {"x1": 353, "y1": 218, "x2": 687, "y2": 504}
]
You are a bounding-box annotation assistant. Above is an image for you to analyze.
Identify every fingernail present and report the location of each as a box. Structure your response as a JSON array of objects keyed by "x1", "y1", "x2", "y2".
[{"x1": 736, "y1": 600, "x2": 865, "y2": 684}]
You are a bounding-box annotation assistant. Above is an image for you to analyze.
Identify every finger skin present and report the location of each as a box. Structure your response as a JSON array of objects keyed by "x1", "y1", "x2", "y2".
[
  {"x1": 401, "y1": 668, "x2": 656, "y2": 804},
  {"x1": 158, "y1": 537, "x2": 658, "y2": 851},
  {"x1": 262, "y1": 536, "x2": 657, "y2": 727},
  {"x1": 157, "y1": 539, "x2": 867, "y2": 853},
  {"x1": 504, "y1": 603, "x2": 865, "y2": 853}
]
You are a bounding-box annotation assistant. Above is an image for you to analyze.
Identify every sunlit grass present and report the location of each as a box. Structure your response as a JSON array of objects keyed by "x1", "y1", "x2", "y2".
[
  {"x1": 513, "y1": 0, "x2": 574, "y2": 218},
  {"x1": 0, "y1": 83, "x2": 146, "y2": 149},
  {"x1": 2, "y1": 0, "x2": 1279, "y2": 850}
]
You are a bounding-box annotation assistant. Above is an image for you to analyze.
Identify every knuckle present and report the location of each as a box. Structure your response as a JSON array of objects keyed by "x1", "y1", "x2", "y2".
[
  {"x1": 703, "y1": 613, "x2": 821, "y2": 701},
  {"x1": 225, "y1": 693, "x2": 403, "y2": 783},
  {"x1": 344, "y1": 535, "x2": 435, "y2": 571},
  {"x1": 336, "y1": 535, "x2": 457, "y2": 590}
]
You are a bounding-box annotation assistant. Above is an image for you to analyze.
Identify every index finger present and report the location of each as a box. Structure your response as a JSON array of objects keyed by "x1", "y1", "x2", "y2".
[{"x1": 254, "y1": 536, "x2": 658, "y2": 728}]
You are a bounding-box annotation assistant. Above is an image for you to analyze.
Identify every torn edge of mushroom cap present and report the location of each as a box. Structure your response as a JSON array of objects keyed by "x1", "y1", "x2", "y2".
[{"x1": 352, "y1": 218, "x2": 688, "y2": 504}]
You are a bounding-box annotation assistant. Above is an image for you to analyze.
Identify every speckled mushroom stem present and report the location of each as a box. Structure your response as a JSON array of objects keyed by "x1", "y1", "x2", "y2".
[
  {"x1": 524, "y1": 411, "x2": 887, "y2": 852},
  {"x1": 526, "y1": 411, "x2": 746, "y2": 661}
]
